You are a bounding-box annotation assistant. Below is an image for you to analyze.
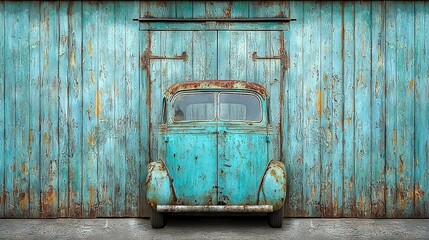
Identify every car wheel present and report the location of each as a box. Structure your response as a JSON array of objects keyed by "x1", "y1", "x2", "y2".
[
  {"x1": 151, "y1": 209, "x2": 166, "y2": 229},
  {"x1": 268, "y1": 205, "x2": 284, "y2": 228}
]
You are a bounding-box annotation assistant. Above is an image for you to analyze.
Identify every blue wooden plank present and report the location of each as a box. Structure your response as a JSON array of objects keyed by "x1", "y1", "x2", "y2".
[
  {"x1": 113, "y1": 2, "x2": 126, "y2": 217},
  {"x1": 218, "y1": 31, "x2": 247, "y2": 81},
  {"x1": 68, "y1": 1, "x2": 83, "y2": 218},
  {"x1": 82, "y1": 2, "x2": 99, "y2": 218},
  {"x1": 191, "y1": 1, "x2": 205, "y2": 18},
  {"x1": 58, "y1": 1, "x2": 69, "y2": 217},
  {"x1": 249, "y1": 1, "x2": 289, "y2": 18},
  {"x1": 370, "y1": 1, "x2": 386, "y2": 218},
  {"x1": 331, "y1": 2, "x2": 344, "y2": 217},
  {"x1": 175, "y1": 1, "x2": 192, "y2": 18},
  {"x1": 40, "y1": 1, "x2": 59, "y2": 218},
  {"x1": 414, "y1": 1, "x2": 429, "y2": 218},
  {"x1": 354, "y1": 1, "x2": 372, "y2": 218},
  {"x1": 229, "y1": 1, "x2": 249, "y2": 18},
  {"x1": 285, "y1": 0, "x2": 304, "y2": 217},
  {"x1": 97, "y1": 2, "x2": 115, "y2": 217},
  {"x1": 4, "y1": 2, "x2": 18, "y2": 217},
  {"x1": 385, "y1": 1, "x2": 398, "y2": 218},
  {"x1": 139, "y1": 31, "x2": 150, "y2": 217},
  {"x1": 192, "y1": 31, "x2": 217, "y2": 80},
  {"x1": 124, "y1": 2, "x2": 141, "y2": 217},
  {"x1": 395, "y1": 2, "x2": 415, "y2": 217},
  {"x1": 14, "y1": 1, "x2": 31, "y2": 218},
  {"x1": 320, "y1": 2, "x2": 333, "y2": 217},
  {"x1": 342, "y1": 1, "x2": 356, "y2": 217},
  {"x1": 302, "y1": 1, "x2": 321, "y2": 217},
  {"x1": 0, "y1": 0, "x2": 5, "y2": 218},
  {"x1": 205, "y1": 1, "x2": 233, "y2": 18},
  {"x1": 140, "y1": 1, "x2": 176, "y2": 18}
]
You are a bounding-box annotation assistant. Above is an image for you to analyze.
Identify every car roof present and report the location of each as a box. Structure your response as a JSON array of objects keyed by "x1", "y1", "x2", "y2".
[{"x1": 165, "y1": 80, "x2": 268, "y2": 99}]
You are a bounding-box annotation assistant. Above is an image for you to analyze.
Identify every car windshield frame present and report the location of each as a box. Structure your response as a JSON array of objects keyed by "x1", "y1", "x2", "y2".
[{"x1": 171, "y1": 91, "x2": 263, "y2": 123}]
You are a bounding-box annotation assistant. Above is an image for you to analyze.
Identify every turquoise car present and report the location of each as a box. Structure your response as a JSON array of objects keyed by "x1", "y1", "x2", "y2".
[{"x1": 146, "y1": 80, "x2": 287, "y2": 228}]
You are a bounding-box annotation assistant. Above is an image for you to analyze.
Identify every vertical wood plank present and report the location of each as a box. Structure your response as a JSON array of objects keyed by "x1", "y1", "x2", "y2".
[
  {"x1": 385, "y1": 1, "x2": 398, "y2": 218},
  {"x1": 139, "y1": 31, "x2": 150, "y2": 217},
  {"x1": 68, "y1": 1, "x2": 83, "y2": 218},
  {"x1": 16, "y1": 2, "x2": 31, "y2": 218},
  {"x1": 285, "y1": 0, "x2": 304, "y2": 217},
  {"x1": 371, "y1": 1, "x2": 386, "y2": 218},
  {"x1": 28, "y1": 1, "x2": 41, "y2": 218},
  {"x1": 342, "y1": 1, "x2": 356, "y2": 217},
  {"x1": 192, "y1": 31, "x2": 217, "y2": 80},
  {"x1": 175, "y1": 1, "x2": 192, "y2": 18},
  {"x1": 342, "y1": 2, "x2": 356, "y2": 217},
  {"x1": 58, "y1": 1, "x2": 69, "y2": 217},
  {"x1": 414, "y1": 1, "x2": 429, "y2": 218},
  {"x1": 5, "y1": 2, "x2": 31, "y2": 218},
  {"x1": 331, "y1": 2, "x2": 344, "y2": 217},
  {"x1": 0, "y1": 0, "x2": 5, "y2": 218},
  {"x1": 320, "y1": 2, "x2": 333, "y2": 217},
  {"x1": 395, "y1": 2, "x2": 415, "y2": 217},
  {"x1": 354, "y1": 1, "x2": 372, "y2": 218},
  {"x1": 229, "y1": 1, "x2": 249, "y2": 18},
  {"x1": 40, "y1": 1, "x2": 59, "y2": 218},
  {"x1": 124, "y1": 1, "x2": 140, "y2": 217},
  {"x1": 4, "y1": 2, "x2": 16, "y2": 217},
  {"x1": 218, "y1": 31, "x2": 247, "y2": 81},
  {"x1": 97, "y1": 2, "x2": 115, "y2": 217},
  {"x1": 82, "y1": 2, "x2": 99, "y2": 218},
  {"x1": 302, "y1": 1, "x2": 321, "y2": 217},
  {"x1": 113, "y1": 1, "x2": 126, "y2": 217},
  {"x1": 249, "y1": 1, "x2": 289, "y2": 17},
  {"x1": 140, "y1": 1, "x2": 176, "y2": 18},
  {"x1": 191, "y1": 1, "x2": 205, "y2": 18}
]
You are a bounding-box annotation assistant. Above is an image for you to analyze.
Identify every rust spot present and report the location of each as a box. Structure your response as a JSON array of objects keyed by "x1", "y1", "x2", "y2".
[
  {"x1": 317, "y1": 89, "x2": 323, "y2": 117},
  {"x1": 88, "y1": 133, "x2": 95, "y2": 148},
  {"x1": 89, "y1": 39, "x2": 93, "y2": 58},
  {"x1": 398, "y1": 189, "x2": 407, "y2": 210},
  {"x1": 414, "y1": 182, "x2": 424, "y2": 203},
  {"x1": 165, "y1": 80, "x2": 268, "y2": 99},
  {"x1": 20, "y1": 192, "x2": 28, "y2": 210},
  {"x1": 358, "y1": 194, "x2": 364, "y2": 211},
  {"x1": 89, "y1": 186, "x2": 95, "y2": 208},
  {"x1": 323, "y1": 74, "x2": 328, "y2": 82},
  {"x1": 393, "y1": 129, "x2": 397, "y2": 145},
  {"x1": 42, "y1": 133, "x2": 51, "y2": 144},
  {"x1": 41, "y1": 186, "x2": 56, "y2": 218},
  {"x1": 29, "y1": 129, "x2": 33, "y2": 146},
  {"x1": 398, "y1": 154, "x2": 405, "y2": 173},
  {"x1": 95, "y1": 90, "x2": 101, "y2": 119},
  {"x1": 409, "y1": 79, "x2": 414, "y2": 89},
  {"x1": 21, "y1": 163, "x2": 28, "y2": 174},
  {"x1": 223, "y1": 2, "x2": 232, "y2": 18}
]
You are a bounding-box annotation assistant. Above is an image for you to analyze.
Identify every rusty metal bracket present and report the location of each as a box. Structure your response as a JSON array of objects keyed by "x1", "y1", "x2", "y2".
[{"x1": 140, "y1": 51, "x2": 188, "y2": 71}]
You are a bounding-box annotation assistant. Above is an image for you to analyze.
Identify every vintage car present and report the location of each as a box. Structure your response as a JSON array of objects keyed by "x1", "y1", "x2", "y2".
[{"x1": 146, "y1": 80, "x2": 287, "y2": 228}]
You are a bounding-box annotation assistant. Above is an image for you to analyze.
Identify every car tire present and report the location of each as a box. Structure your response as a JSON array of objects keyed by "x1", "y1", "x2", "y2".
[
  {"x1": 268, "y1": 205, "x2": 284, "y2": 228},
  {"x1": 151, "y1": 209, "x2": 166, "y2": 229}
]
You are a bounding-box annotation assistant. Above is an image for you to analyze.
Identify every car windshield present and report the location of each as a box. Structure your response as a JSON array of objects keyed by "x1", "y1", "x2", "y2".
[
  {"x1": 219, "y1": 93, "x2": 262, "y2": 122},
  {"x1": 173, "y1": 93, "x2": 215, "y2": 121}
]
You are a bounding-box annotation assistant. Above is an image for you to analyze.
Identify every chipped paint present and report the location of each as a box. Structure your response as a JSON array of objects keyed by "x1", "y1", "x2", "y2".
[
  {"x1": 89, "y1": 39, "x2": 93, "y2": 57},
  {"x1": 317, "y1": 89, "x2": 323, "y2": 117},
  {"x1": 95, "y1": 90, "x2": 101, "y2": 119},
  {"x1": 409, "y1": 79, "x2": 414, "y2": 89}
]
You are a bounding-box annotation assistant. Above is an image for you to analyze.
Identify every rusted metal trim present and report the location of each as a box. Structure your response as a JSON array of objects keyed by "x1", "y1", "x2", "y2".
[
  {"x1": 133, "y1": 18, "x2": 295, "y2": 23},
  {"x1": 157, "y1": 205, "x2": 273, "y2": 213},
  {"x1": 252, "y1": 52, "x2": 281, "y2": 61},
  {"x1": 165, "y1": 80, "x2": 268, "y2": 99},
  {"x1": 150, "y1": 51, "x2": 188, "y2": 61}
]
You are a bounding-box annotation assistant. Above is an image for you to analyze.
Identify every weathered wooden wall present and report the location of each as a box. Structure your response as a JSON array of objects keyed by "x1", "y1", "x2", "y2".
[{"x1": 0, "y1": 1, "x2": 428, "y2": 218}]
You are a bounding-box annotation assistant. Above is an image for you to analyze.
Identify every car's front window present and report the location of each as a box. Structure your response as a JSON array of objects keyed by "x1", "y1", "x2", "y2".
[
  {"x1": 219, "y1": 93, "x2": 262, "y2": 122},
  {"x1": 173, "y1": 93, "x2": 215, "y2": 122}
]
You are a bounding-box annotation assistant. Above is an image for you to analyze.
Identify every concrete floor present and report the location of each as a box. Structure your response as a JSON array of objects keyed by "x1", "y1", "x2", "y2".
[{"x1": 1, "y1": 216, "x2": 429, "y2": 240}]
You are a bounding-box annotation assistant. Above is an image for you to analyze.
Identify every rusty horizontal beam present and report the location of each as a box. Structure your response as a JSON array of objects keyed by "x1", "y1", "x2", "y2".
[
  {"x1": 133, "y1": 18, "x2": 296, "y2": 23},
  {"x1": 157, "y1": 205, "x2": 273, "y2": 213}
]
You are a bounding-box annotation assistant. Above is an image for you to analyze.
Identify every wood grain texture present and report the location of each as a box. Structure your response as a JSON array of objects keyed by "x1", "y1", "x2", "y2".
[{"x1": 0, "y1": 0, "x2": 5, "y2": 218}]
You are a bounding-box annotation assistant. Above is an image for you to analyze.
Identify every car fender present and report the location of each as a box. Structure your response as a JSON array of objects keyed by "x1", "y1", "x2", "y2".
[
  {"x1": 146, "y1": 160, "x2": 177, "y2": 209},
  {"x1": 257, "y1": 160, "x2": 287, "y2": 211}
]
